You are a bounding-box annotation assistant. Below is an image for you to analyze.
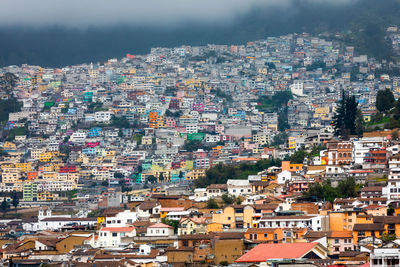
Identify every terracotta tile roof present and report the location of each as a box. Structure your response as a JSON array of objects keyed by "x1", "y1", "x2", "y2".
[
  {"x1": 363, "y1": 205, "x2": 385, "y2": 210},
  {"x1": 206, "y1": 184, "x2": 227, "y2": 190},
  {"x1": 100, "y1": 227, "x2": 135, "y2": 232},
  {"x1": 148, "y1": 223, "x2": 173, "y2": 228},
  {"x1": 330, "y1": 231, "x2": 353, "y2": 238},
  {"x1": 261, "y1": 215, "x2": 315, "y2": 220},
  {"x1": 160, "y1": 207, "x2": 185, "y2": 212},
  {"x1": 138, "y1": 202, "x2": 158, "y2": 211},
  {"x1": 373, "y1": 216, "x2": 400, "y2": 224},
  {"x1": 361, "y1": 186, "x2": 382, "y2": 192},
  {"x1": 353, "y1": 223, "x2": 385, "y2": 231},
  {"x1": 235, "y1": 242, "x2": 320, "y2": 263}
]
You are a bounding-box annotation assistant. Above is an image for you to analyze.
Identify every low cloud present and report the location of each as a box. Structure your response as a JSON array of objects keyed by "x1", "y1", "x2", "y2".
[{"x1": 0, "y1": 0, "x2": 355, "y2": 28}]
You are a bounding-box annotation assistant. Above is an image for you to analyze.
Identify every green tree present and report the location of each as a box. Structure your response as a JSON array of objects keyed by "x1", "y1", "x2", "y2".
[
  {"x1": 11, "y1": 194, "x2": 19, "y2": 212},
  {"x1": 114, "y1": 172, "x2": 124, "y2": 179},
  {"x1": 206, "y1": 198, "x2": 219, "y2": 209},
  {"x1": 161, "y1": 218, "x2": 179, "y2": 233},
  {"x1": 0, "y1": 72, "x2": 18, "y2": 93},
  {"x1": 376, "y1": 88, "x2": 395, "y2": 114},
  {"x1": 221, "y1": 193, "x2": 235, "y2": 205},
  {"x1": 355, "y1": 109, "x2": 364, "y2": 137},
  {"x1": 183, "y1": 140, "x2": 203, "y2": 152},
  {"x1": 265, "y1": 62, "x2": 276, "y2": 69},
  {"x1": 0, "y1": 199, "x2": 9, "y2": 215},
  {"x1": 159, "y1": 173, "x2": 164, "y2": 182},
  {"x1": 290, "y1": 149, "x2": 307, "y2": 164},
  {"x1": 333, "y1": 90, "x2": 359, "y2": 137},
  {"x1": 147, "y1": 175, "x2": 156, "y2": 184},
  {"x1": 392, "y1": 129, "x2": 399, "y2": 140},
  {"x1": 110, "y1": 115, "x2": 130, "y2": 128},
  {"x1": 337, "y1": 177, "x2": 357, "y2": 198},
  {"x1": 303, "y1": 178, "x2": 358, "y2": 203},
  {"x1": 388, "y1": 203, "x2": 395, "y2": 216}
]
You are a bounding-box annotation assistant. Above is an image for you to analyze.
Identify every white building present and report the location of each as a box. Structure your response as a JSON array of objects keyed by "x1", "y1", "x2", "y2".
[
  {"x1": 38, "y1": 217, "x2": 96, "y2": 231},
  {"x1": 95, "y1": 111, "x2": 111, "y2": 123},
  {"x1": 290, "y1": 81, "x2": 304, "y2": 96},
  {"x1": 70, "y1": 131, "x2": 87, "y2": 143},
  {"x1": 146, "y1": 223, "x2": 174, "y2": 237},
  {"x1": 96, "y1": 226, "x2": 136, "y2": 248},
  {"x1": 383, "y1": 168, "x2": 400, "y2": 201},
  {"x1": 277, "y1": 170, "x2": 292, "y2": 184},
  {"x1": 227, "y1": 179, "x2": 252, "y2": 197},
  {"x1": 370, "y1": 247, "x2": 400, "y2": 266},
  {"x1": 257, "y1": 215, "x2": 325, "y2": 231},
  {"x1": 353, "y1": 137, "x2": 388, "y2": 165},
  {"x1": 105, "y1": 210, "x2": 138, "y2": 227}
]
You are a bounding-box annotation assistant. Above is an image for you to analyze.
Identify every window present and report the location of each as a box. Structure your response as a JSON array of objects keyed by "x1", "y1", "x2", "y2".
[
  {"x1": 264, "y1": 233, "x2": 268, "y2": 238},
  {"x1": 254, "y1": 234, "x2": 258, "y2": 240},
  {"x1": 112, "y1": 232, "x2": 117, "y2": 237},
  {"x1": 335, "y1": 239, "x2": 339, "y2": 244}
]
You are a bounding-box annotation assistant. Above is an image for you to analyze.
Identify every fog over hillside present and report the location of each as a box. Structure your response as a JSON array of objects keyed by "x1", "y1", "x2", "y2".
[{"x1": 0, "y1": 0, "x2": 398, "y2": 67}]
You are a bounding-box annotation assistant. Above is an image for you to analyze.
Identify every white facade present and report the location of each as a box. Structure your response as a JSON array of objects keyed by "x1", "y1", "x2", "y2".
[
  {"x1": 95, "y1": 111, "x2": 111, "y2": 122},
  {"x1": 290, "y1": 81, "x2": 304, "y2": 96},
  {"x1": 277, "y1": 170, "x2": 292, "y2": 184},
  {"x1": 146, "y1": 223, "x2": 174, "y2": 237},
  {"x1": 227, "y1": 179, "x2": 252, "y2": 197},
  {"x1": 70, "y1": 131, "x2": 87, "y2": 143},
  {"x1": 383, "y1": 168, "x2": 400, "y2": 201},
  {"x1": 353, "y1": 137, "x2": 387, "y2": 164},
  {"x1": 370, "y1": 248, "x2": 400, "y2": 267},
  {"x1": 105, "y1": 210, "x2": 138, "y2": 227},
  {"x1": 97, "y1": 226, "x2": 136, "y2": 248},
  {"x1": 38, "y1": 217, "x2": 96, "y2": 231},
  {"x1": 257, "y1": 215, "x2": 324, "y2": 231}
]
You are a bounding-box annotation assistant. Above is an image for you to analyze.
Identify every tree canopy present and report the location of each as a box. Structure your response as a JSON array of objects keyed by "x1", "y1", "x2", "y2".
[
  {"x1": 194, "y1": 159, "x2": 280, "y2": 187},
  {"x1": 302, "y1": 178, "x2": 358, "y2": 203},
  {"x1": 376, "y1": 88, "x2": 395, "y2": 114},
  {"x1": 333, "y1": 90, "x2": 363, "y2": 137}
]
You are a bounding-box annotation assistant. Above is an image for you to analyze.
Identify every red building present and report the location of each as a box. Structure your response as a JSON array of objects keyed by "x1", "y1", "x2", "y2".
[{"x1": 59, "y1": 165, "x2": 77, "y2": 173}]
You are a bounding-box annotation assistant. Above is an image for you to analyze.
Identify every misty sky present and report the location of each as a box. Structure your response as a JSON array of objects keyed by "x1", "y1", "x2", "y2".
[{"x1": 1, "y1": 0, "x2": 355, "y2": 28}]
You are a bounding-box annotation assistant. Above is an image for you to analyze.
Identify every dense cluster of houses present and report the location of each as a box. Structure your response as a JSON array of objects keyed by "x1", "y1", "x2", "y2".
[{"x1": 1, "y1": 31, "x2": 400, "y2": 266}]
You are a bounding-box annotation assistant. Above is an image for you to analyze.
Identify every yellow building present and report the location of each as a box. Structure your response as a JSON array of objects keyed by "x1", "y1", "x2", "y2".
[
  {"x1": 1, "y1": 168, "x2": 21, "y2": 183},
  {"x1": 314, "y1": 107, "x2": 330, "y2": 120},
  {"x1": 329, "y1": 211, "x2": 358, "y2": 231},
  {"x1": 178, "y1": 218, "x2": 206, "y2": 235},
  {"x1": 39, "y1": 152, "x2": 52, "y2": 162},
  {"x1": 288, "y1": 137, "x2": 296, "y2": 150},
  {"x1": 38, "y1": 191, "x2": 59, "y2": 201},
  {"x1": 3, "y1": 142, "x2": 16, "y2": 151},
  {"x1": 15, "y1": 163, "x2": 32, "y2": 173},
  {"x1": 185, "y1": 169, "x2": 205, "y2": 180},
  {"x1": 212, "y1": 205, "x2": 254, "y2": 229},
  {"x1": 141, "y1": 136, "x2": 153, "y2": 145},
  {"x1": 206, "y1": 222, "x2": 223, "y2": 233}
]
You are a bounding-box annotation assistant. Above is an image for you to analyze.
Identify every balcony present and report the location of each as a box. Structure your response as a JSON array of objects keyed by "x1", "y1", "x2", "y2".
[{"x1": 235, "y1": 216, "x2": 244, "y2": 222}]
